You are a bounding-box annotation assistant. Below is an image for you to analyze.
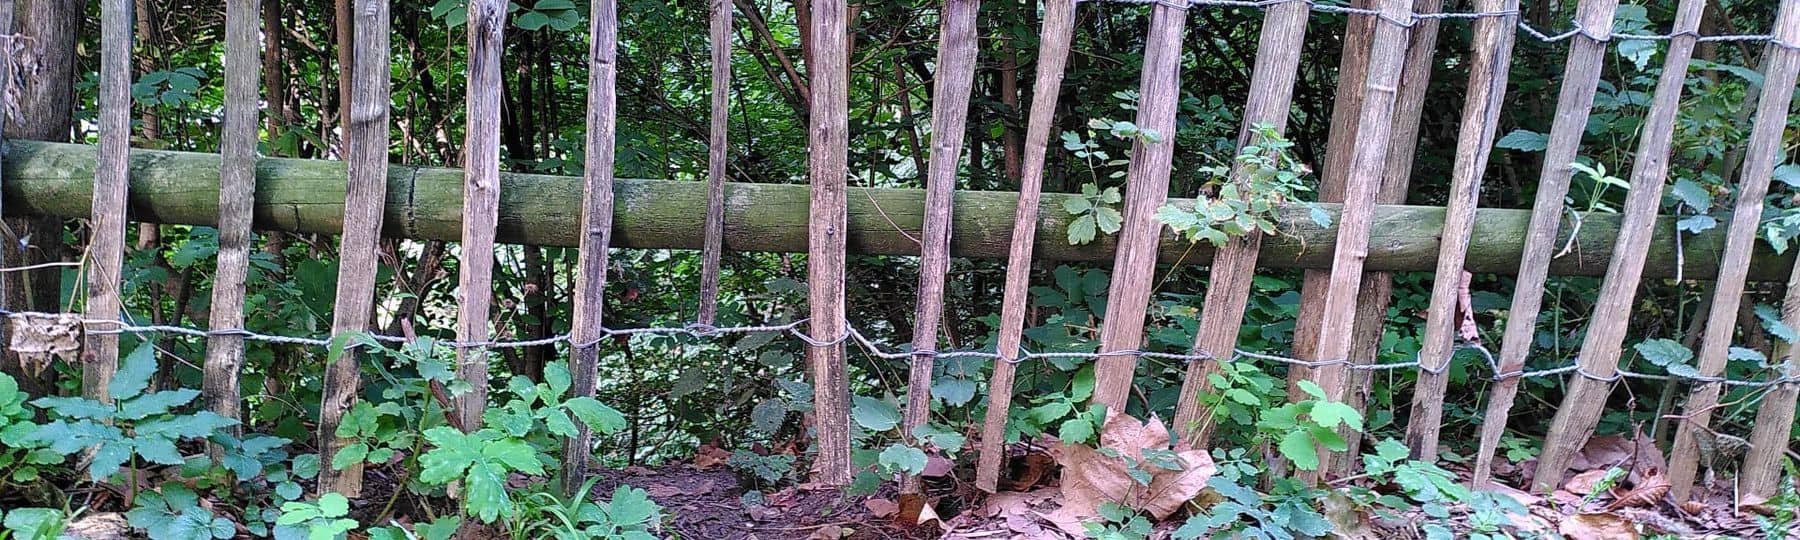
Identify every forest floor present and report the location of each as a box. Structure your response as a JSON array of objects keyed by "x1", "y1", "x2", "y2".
[{"x1": 600, "y1": 431, "x2": 1787, "y2": 540}]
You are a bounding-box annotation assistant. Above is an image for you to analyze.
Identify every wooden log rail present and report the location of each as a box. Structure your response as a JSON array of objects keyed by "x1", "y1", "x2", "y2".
[{"x1": 3, "y1": 140, "x2": 1794, "y2": 281}]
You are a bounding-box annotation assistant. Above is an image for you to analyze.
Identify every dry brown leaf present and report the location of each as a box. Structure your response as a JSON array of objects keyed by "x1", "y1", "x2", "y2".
[
  {"x1": 1565, "y1": 469, "x2": 1612, "y2": 495},
  {"x1": 1678, "y1": 500, "x2": 1708, "y2": 515},
  {"x1": 865, "y1": 498, "x2": 898, "y2": 518},
  {"x1": 806, "y1": 524, "x2": 848, "y2": 539},
  {"x1": 690, "y1": 444, "x2": 730, "y2": 470},
  {"x1": 1054, "y1": 411, "x2": 1216, "y2": 521},
  {"x1": 1321, "y1": 490, "x2": 1379, "y2": 540},
  {"x1": 897, "y1": 493, "x2": 943, "y2": 529},
  {"x1": 9, "y1": 313, "x2": 81, "y2": 376},
  {"x1": 1738, "y1": 493, "x2": 1775, "y2": 516},
  {"x1": 1572, "y1": 436, "x2": 1635, "y2": 472},
  {"x1": 998, "y1": 451, "x2": 1055, "y2": 491},
  {"x1": 1603, "y1": 469, "x2": 1670, "y2": 511},
  {"x1": 923, "y1": 455, "x2": 954, "y2": 477},
  {"x1": 1559, "y1": 512, "x2": 1639, "y2": 540}
]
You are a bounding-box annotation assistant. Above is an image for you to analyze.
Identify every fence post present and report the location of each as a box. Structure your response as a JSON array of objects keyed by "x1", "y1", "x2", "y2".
[
  {"x1": 806, "y1": 0, "x2": 853, "y2": 486},
  {"x1": 697, "y1": 0, "x2": 732, "y2": 327},
  {"x1": 974, "y1": 0, "x2": 1074, "y2": 492},
  {"x1": 1745, "y1": 238, "x2": 1800, "y2": 499},
  {"x1": 1671, "y1": 0, "x2": 1800, "y2": 502},
  {"x1": 1534, "y1": 0, "x2": 1705, "y2": 494},
  {"x1": 318, "y1": 0, "x2": 390, "y2": 498},
  {"x1": 561, "y1": 0, "x2": 619, "y2": 496},
  {"x1": 1089, "y1": 0, "x2": 1186, "y2": 413},
  {"x1": 1297, "y1": 0, "x2": 1412, "y2": 483},
  {"x1": 203, "y1": 0, "x2": 262, "y2": 449},
  {"x1": 453, "y1": 0, "x2": 504, "y2": 434},
  {"x1": 1470, "y1": 0, "x2": 1618, "y2": 489},
  {"x1": 1169, "y1": 0, "x2": 1309, "y2": 447},
  {"x1": 83, "y1": 0, "x2": 132, "y2": 404},
  {"x1": 1331, "y1": 0, "x2": 1442, "y2": 478},
  {"x1": 1403, "y1": 0, "x2": 1518, "y2": 462},
  {"x1": 901, "y1": 0, "x2": 979, "y2": 498}
]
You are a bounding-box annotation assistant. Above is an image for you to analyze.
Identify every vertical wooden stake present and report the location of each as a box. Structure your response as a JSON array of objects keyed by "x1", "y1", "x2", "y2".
[
  {"x1": 1744, "y1": 225, "x2": 1800, "y2": 500},
  {"x1": 562, "y1": 0, "x2": 619, "y2": 496},
  {"x1": 454, "y1": 0, "x2": 505, "y2": 433},
  {"x1": 319, "y1": 0, "x2": 390, "y2": 498},
  {"x1": 85, "y1": 0, "x2": 132, "y2": 403},
  {"x1": 1470, "y1": 0, "x2": 1619, "y2": 489},
  {"x1": 1534, "y1": 0, "x2": 1705, "y2": 494},
  {"x1": 902, "y1": 0, "x2": 979, "y2": 496},
  {"x1": 1670, "y1": 0, "x2": 1799, "y2": 502},
  {"x1": 1170, "y1": 0, "x2": 1309, "y2": 447},
  {"x1": 1089, "y1": 0, "x2": 1186, "y2": 413},
  {"x1": 1403, "y1": 0, "x2": 1518, "y2": 462},
  {"x1": 806, "y1": 0, "x2": 853, "y2": 486},
  {"x1": 697, "y1": 0, "x2": 732, "y2": 327},
  {"x1": 204, "y1": 0, "x2": 262, "y2": 447},
  {"x1": 975, "y1": 0, "x2": 1074, "y2": 492},
  {"x1": 1299, "y1": 0, "x2": 1411, "y2": 482}
]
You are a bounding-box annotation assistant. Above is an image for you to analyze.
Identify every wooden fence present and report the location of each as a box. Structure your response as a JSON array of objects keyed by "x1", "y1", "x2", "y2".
[{"x1": 12, "y1": 0, "x2": 1800, "y2": 508}]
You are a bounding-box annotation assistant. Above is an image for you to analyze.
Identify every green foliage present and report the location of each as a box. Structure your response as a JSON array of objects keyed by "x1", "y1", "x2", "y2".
[
  {"x1": 1258, "y1": 381, "x2": 1363, "y2": 471},
  {"x1": 726, "y1": 449, "x2": 795, "y2": 486},
  {"x1": 1064, "y1": 183, "x2": 1125, "y2": 245},
  {"x1": 0, "y1": 373, "x2": 60, "y2": 487},
  {"x1": 28, "y1": 344, "x2": 237, "y2": 482},
  {"x1": 1157, "y1": 125, "x2": 1322, "y2": 247},
  {"x1": 1084, "y1": 502, "x2": 1154, "y2": 540},
  {"x1": 1173, "y1": 476, "x2": 1330, "y2": 540},
  {"x1": 1, "y1": 508, "x2": 66, "y2": 540},
  {"x1": 128, "y1": 483, "x2": 236, "y2": 540},
  {"x1": 274, "y1": 494, "x2": 357, "y2": 540}
]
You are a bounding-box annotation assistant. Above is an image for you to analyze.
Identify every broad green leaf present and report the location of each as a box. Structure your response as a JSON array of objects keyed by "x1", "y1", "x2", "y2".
[
  {"x1": 1669, "y1": 178, "x2": 1712, "y2": 211},
  {"x1": 1279, "y1": 430, "x2": 1320, "y2": 471},
  {"x1": 31, "y1": 396, "x2": 113, "y2": 420},
  {"x1": 1634, "y1": 338, "x2": 1693, "y2": 367},
  {"x1": 603, "y1": 486, "x2": 660, "y2": 526},
  {"x1": 318, "y1": 493, "x2": 350, "y2": 518},
  {"x1": 1756, "y1": 304, "x2": 1800, "y2": 344},
  {"x1": 851, "y1": 396, "x2": 901, "y2": 431},
  {"x1": 1296, "y1": 380, "x2": 1327, "y2": 400},
  {"x1": 563, "y1": 397, "x2": 626, "y2": 434},
  {"x1": 1067, "y1": 214, "x2": 1098, "y2": 245},
  {"x1": 90, "y1": 439, "x2": 134, "y2": 480},
  {"x1": 481, "y1": 438, "x2": 546, "y2": 475},
  {"x1": 118, "y1": 389, "x2": 201, "y2": 420},
  {"x1": 931, "y1": 377, "x2": 977, "y2": 406},
  {"x1": 1058, "y1": 417, "x2": 1095, "y2": 444},
  {"x1": 1094, "y1": 207, "x2": 1124, "y2": 234},
  {"x1": 1728, "y1": 346, "x2": 1768, "y2": 365},
  {"x1": 751, "y1": 398, "x2": 786, "y2": 433},
  {"x1": 877, "y1": 444, "x2": 928, "y2": 476},
  {"x1": 463, "y1": 461, "x2": 511, "y2": 523},
  {"x1": 1309, "y1": 401, "x2": 1363, "y2": 431},
  {"x1": 134, "y1": 436, "x2": 186, "y2": 465},
  {"x1": 544, "y1": 362, "x2": 572, "y2": 396},
  {"x1": 331, "y1": 442, "x2": 369, "y2": 470},
  {"x1": 1494, "y1": 129, "x2": 1548, "y2": 152},
  {"x1": 1775, "y1": 164, "x2": 1800, "y2": 188}
]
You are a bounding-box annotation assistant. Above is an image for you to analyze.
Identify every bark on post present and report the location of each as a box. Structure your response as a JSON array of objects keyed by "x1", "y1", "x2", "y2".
[
  {"x1": 1534, "y1": 0, "x2": 1705, "y2": 495},
  {"x1": 203, "y1": 0, "x2": 261, "y2": 448},
  {"x1": 805, "y1": 0, "x2": 853, "y2": 486},
  {"x1": 561, "y1": 0, "x2": 619, "y2": 495},
  {"x1": 697, "y1": 0, "x2": 732, "y2": 327},
  {"x1": 84, "y1": 0, "x2": 132, "y2": 402},
  {"x1": 1403, "y1": 0, "x2": 1518, "y2": 462},
  {"x1": 1089, "y1": 0, "x2": 1186, "y2": 413},
  {"x1": 1299, "y1": 0, "x2": 1412, "y2": 483},
  {"x1": 454, "y1": 0, "x2": 505, "y2": 433},
  {"x1": 1669, "y1": 0, "x2": 1799, "y2": 502},
  {"x1": 1470, "y1": 0, "x2": 1619, "y2": 489},
  {"x1": 1720, "y1": 0, "x2": 1792, "y2": 500},
  {"x1": 902, "y1": 0, "x2": 979, "y2": 496},
  {"x1": 1169, "y1": 0, "x2": 1309, "y2": 447},
  {"x1": 975, "y1": 0, "x2": 1074, "y2": 492},
  {"x1": 319, "y1": 0, "x2": 390, "y2": 498}
]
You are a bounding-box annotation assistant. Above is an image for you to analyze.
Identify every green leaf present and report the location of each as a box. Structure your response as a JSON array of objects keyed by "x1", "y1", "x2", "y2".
[
  {"x1": 1494, "y1": 129, "x2": 1548, "y2": 152},
  {"x1": 137, "y1": 411, "x2": 238, "y2": 438},
  {"x1": 541, "y1": 408, "x2": 578, "y2": 438},
  {"x1": 1059, "y1": 417, "x2": 1096, "y2": 444},
  {"x1": 603, "y1": 485, "x2": 661, "y2": 526},
  {"x1": 1296, "y1": 380, "x2": 1327, "y2": 400},
  {"x1": 670, "y1": 367, "x2": 707, "y2": 401},
  {"x1": 134, "y1": 436, "x2": 186, "y2": 465},
  {"x1": 331, "y1": 442, "x2": 369, "y2": 470},
  {"x1": 1756, "y1": 304, "x2": 1800, "y2": 344},
  {"x1": 851, "y1": 396, "x2": 901, "y2": 432},
  {"x1": 1774, "y1": 164, "x2": 1800, "y2": 188},
  {"x1": 931, "y1": 377, "x2": 977, "y2": 406},
  {"x1": 463, "y1": 461, "x2": 511, "y2": 523},
  {"x1": 481, "y1": 438, "x2": 546, "y2": 475},
  {"x1": 751, "y1": 398, "x2": 787, "y2": 433},
  {"x1": 1309, "y1": 401, "x2": 1363, "y2": 431},
  {"x1": 515, "y1": 10, "x2": 552, "y2": 31},
  {"x1": 1279, "y1": 430, "x2": 1320, "y2": 471},
  {"x1": 1677, "y1": 214, "x2": 1718, "y2": 234},
  {"x1": 1728, "y1": 346, "x2": 1768, "y2": 365},
  {"x1": 1634, "y1": 338, "x2": 1693, "y2": 367},
  {"x1": 1094, "y1": 207, "x2": 1124, "y2": 234},
  {"x1": 31, "y1": 396, "x2": 113, "y2": 420},
  {"x1": 90, "y1": 440, "x2": 133, "y2": 480},
  {"x1": 563, "y1": 397, "x2": 627, "y2": 434},
  {"x1": 543, "y1": 362, "x2": 572, "y2": 396},
  {"x1": 1067, "y1": 214, "x2": 1098, "y2": 245},
  {"x1": 110, "y1": 343, "x2": 159, "y2": 401},
  {"x1": 1062, "y1": 196, "x2": 1092, "y2": 215},
  {"x1": 117, "y1": 389, "x2": 201, "y2": 420},
  {"x1": 878, "y1": 444, "x2": 928, "y2": 476},
  {"x1": 1669, "y1": 178, "x2": 1712, "y2": 211},
  {"x1": 318, "y1": 493, "x2": 350, "y2": 518}
]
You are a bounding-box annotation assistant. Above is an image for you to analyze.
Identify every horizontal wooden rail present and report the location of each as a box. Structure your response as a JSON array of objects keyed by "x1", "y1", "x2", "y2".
[{"x1": 2, "y1": 140, "x2": 1790, "y2": 280}]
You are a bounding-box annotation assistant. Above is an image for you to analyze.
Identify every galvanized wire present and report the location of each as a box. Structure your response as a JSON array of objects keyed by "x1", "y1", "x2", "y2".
[{"x1": 10, "y1": 307, "x2": 1796, "y2": 388}]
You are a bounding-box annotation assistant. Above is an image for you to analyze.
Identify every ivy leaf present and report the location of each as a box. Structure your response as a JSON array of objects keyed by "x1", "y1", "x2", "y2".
[
  {"x1": 1633, "y1": 338, "x2": 1693, "y2": 367},
  {"x1": 1495, "y1": 129, "x2": 1548, "y2": 152},
  {"x1": 110, "y1": 343, "x2": 159, "y2": 401},
  {"x1": 877, "y1": 444, "x2": 928, "y2": 476},
  {"x1": 851, "y1": 396, "x2": 901, "y2": 432}
]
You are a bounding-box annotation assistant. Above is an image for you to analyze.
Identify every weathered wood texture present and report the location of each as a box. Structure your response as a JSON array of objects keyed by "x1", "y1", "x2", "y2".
[
  {"x1": 1403, "y1": 0, "x2": 1517, "y2": 461},
  {"x1": 1669, "y1": 0, "x2": 1799, "y2": 502},
  {"x1": 902, "y1": 0, "x2": 978, "y2": 495},
  {"x1": 1090, "y1": 2, "x2": 1186, "y2": 412},
  {"x1": 203, "y1": 0, "x2": 260, "y2": 445},
  {"x1": 1301, "y1": 0, "x2": 1412, "y2": 481},
  {"x1": 0, "y1": 0, "x2": 12, "y2": 382},
  {"x1": 806, "y1": 0, "x2": 853, "y2": 486},
  {"x1": 1744, "y1": 220, "x2": 1800, "y2": 499},
  {"x1": 975, "y1": 0, "x2": 1073, "y2": 492},
  {"x1": 454, "y1": 0, "x2": 505, "y2": 433},
  {"x1": 697, "y1": 0, "x2": 730, "y2": 326},
  {"x1": 6, "y1": 141, "x2": 1793, "y2": 280},
  {"x1": 1470, "y1": 0, "x2": 1619, "y2": 489},
  {"x1": 1533, "y1": 0, "x2": 1704, "y2": 495},
  {"x1": 1169, "y1": 0, "x2": 1309, "y2": 447},
  {"x1": 561, "y1": 0, "x2": 619, "y2": 496},
  {"x1": 319, "y1": 0, "x2": 390, "y2": 498},
  {"x1": 84, "y1": 0, "x2": 132, "y2": 402},
  {"x1": 1331, "y1": 0, "x2": 1441, "y2": 478}
]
